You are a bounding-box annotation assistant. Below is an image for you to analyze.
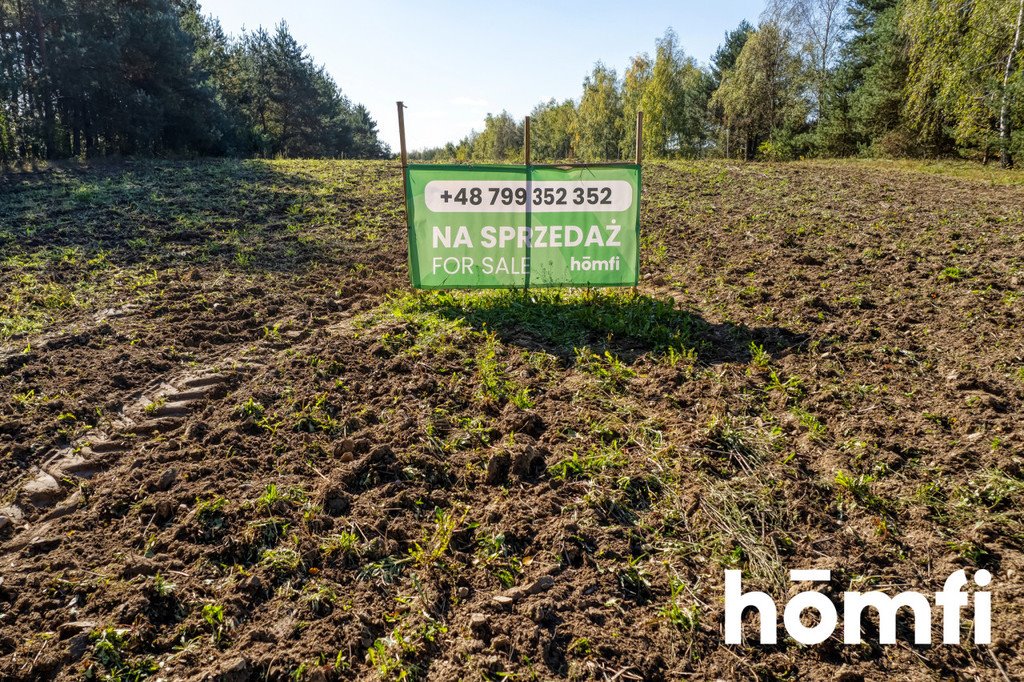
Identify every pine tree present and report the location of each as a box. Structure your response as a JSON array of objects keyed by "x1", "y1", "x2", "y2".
[
  {"x1": 0, "y1": 1, "x2": 388, "y2": 160},
  {"x1": 711, "y1": 21, "x2": 754, "y2": 88},
  {"x1": 832, "y1": 0, "x2": 909, "y2": 155}
]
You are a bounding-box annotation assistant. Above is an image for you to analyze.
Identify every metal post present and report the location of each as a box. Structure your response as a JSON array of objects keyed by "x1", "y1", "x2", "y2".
[
  {"x1": 397, "y1": 101, "x2": 408, "y2": 167},
  {"x1": 524, "y1": 115, "x2": 531, "y2": 166},
  {"x1": 524, "y1": 115, "x2": 531, "y2": 293},
  {"x1": 633, "y1": 111, "x2": 642, "y2": 296},
  {"x1": 635, "y1": 110, "x2": 643, "y2": 165},
  {"x1": 397, "y1": 101, "x2": 409, "y2": 220}
]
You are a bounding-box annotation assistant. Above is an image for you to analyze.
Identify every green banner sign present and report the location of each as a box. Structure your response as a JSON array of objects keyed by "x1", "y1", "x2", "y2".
[{"x1": 405, "y1": 164, "x2": 640, "y2": 289}]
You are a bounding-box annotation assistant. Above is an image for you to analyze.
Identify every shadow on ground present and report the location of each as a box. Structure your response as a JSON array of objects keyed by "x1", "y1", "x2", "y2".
[{"x1": 400, "y1": 289, "x2": 805, "y2": 365}]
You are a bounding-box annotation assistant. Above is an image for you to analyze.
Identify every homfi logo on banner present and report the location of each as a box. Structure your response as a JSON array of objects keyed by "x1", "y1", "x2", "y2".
[{"x1": 725, "y1": 569, "x2": 992, "y2": 646}]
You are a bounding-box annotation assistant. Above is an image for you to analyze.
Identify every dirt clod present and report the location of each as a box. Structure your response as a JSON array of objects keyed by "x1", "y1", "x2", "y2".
[{"x1": 485, "y1": 452, "x2": 511, "y2": 484}]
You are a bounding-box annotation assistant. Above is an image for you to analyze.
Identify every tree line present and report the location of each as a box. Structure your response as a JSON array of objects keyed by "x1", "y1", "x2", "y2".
[
  {"x1": 0, "y1": 0, "x2": 389, "y2": 161},
  {"x1": 414, "y1": 0, "x2": 1024, "y2": 167}
]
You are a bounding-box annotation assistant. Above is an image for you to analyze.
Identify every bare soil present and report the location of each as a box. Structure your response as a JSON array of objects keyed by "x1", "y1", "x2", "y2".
[{"x1": 0, "y1": 159, "x2": 1022, "y2": 681}]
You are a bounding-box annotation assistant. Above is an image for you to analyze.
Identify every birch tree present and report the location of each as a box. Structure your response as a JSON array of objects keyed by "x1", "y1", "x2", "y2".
[{"x1": 903, "y1": 0, "x2": 1024, "y2": 166}]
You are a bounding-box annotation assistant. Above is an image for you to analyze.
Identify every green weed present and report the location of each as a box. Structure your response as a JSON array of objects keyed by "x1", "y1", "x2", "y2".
[
  {"x1": 260, "y1": 547, "x2": 303, "y2": 576},
  {"x1": 660, "y1": 578, "x2": 700, "y2": 632},
  {"x1": 476, "y1": 332, "x2": 533, "y2": 409},
  {"x1": 938, "y1": 266, "x2": 967, "y2": 282},
  {"x1": 548, "y1": 441, "x2": 626, "y2": 481},
  {"x1": 87, "y1": 627, "x2": 158, "y2": 681},
  {"x1": 409, "y1": 507, "x2": 462, "y2": 569},
  {"x1": 476, "y1": 533, "x2": 524, "y2": 588},
  {"x1": 749, "y1": 341, "x2": 771, "y2": 368},
  {"x1": 574, "y1": 347, "x2": 635, "y2": 389},
  {"x1": 320, "y1": 531, "x2": 361, "y2": 564},
  {"x1": 194, "y1": 496, "x2": 228, "y2": 528},
  {"x1": 201, "y1": 603, "x2": 227, "y2": 644}
]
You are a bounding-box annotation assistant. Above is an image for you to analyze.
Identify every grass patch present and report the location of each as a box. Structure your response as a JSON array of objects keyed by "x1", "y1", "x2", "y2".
[
  {"x1": 388, "y1": 288, "x2": 702, "y2": 360},
  {"x1": 548, "y1": 441, "x2": 627, "y2": 481}
]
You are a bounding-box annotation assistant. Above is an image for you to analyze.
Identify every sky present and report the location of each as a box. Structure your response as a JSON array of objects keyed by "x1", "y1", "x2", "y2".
[{"x1": 199, "y1": 1, "x2": 765, "y2": 152}]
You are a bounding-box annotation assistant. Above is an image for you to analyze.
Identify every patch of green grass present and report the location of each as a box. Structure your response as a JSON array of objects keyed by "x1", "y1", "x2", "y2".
[
  {"x1": 72, "y1": 182, "x2": 108, "y2": 204},
  {"x1": 358, "y1": 556, "x2": 408, "y2": 586},
  {"x1": 367, "y1": 635, "x2": 418, "y2": 681},
  {"x1": 548, "y1": 441, "x2": 626, "y2": 481},
  {"x1": 946, "y1": 539, "x2": 991, "y2": 565},
  {"x1": 387, "y1": 288, "x2": 701, "y2": 360},
  {"x1": 574, "y1": 347, "x2": 635, "y2": 390},
  {"x1": 201, "y1": 603, "x2": 227, "y2": 645},
  {"x1": 292, "y1": 393, "x2": 340, "y2": 433},
  {"x1": 236, "y1": 397, "x2": 280, "y2": 432},
  {"x1": 956, "y1": 469, "x2": 1024, "y2": 511},
  {"x1": 300, "y1": 580, "x2": 338, "y2": 615},
  {"x1": 11, "y1": 389, "x2": 37, "y2": 410},
  {"x1": 149, "y1": 573, "x2": 176, "y2": 599},
  {"x1": 845, "y1": 158, "x2": 1024, "y2": 186},
  {"x1": 255, "y1": 484, "x2": 307, "y2": 512},
  {"x1": 923, "y1": 412, "x2": 952, "y2": 429},
  {"x1": 834, "y1": 470, "x2": 889, "y2": 515},
  {"x1": 408, "y1": 507, "x2": 462, "y2": 569},
  {"x1": 617, "y1": 556, "x2": 651, "y2": 601},
  {"x1": 765, "y1": 370, "x2": 803, "y2": 402},
  {"x1": 142, "y1": 398, "x2": 165, "y2": 416},
  {"x1": 236, "y1": 397, "x2": 265, "y2": 421},
  {"x1": 567, "y1": 637, "x2": 593, "y2": 656},
  {"x1": 749, "y1": 341, "x2": 771, "y2": 368},
  {"x1": 938, "y1": 266, "x2": 968, "y2": 282},
  {"x1": 243, "y1": 517, "x2": 290, "y2": 552},
  {"x1": 476, "y1": 532, "x2": 524, "y2": 588},
  {"x1": 790, "y1": 406, "x2": 826, "y2": 441},
  {"x1": 0, "y1": 313, "x2": 44, "y2": 341},
  {"x1": 476, "y1": 332, "x2": 533, "y2": 409},
  {"x1": 260, "y1": 547, "x2": 303, "y2": 576}
]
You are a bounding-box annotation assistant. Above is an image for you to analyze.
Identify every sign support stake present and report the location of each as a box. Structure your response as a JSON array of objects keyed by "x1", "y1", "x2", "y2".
[
  {"x1": 635, "y1": 110, "x2": 643, "y2": 165},
  {"x1": 397, "y1": 101, "x2": 409, "y2": 215},
  {"x1": 633, "y1": 111, "x2": 643, "y2": 295},
  {"x1": 524, "y1": 115, "x2": 532, "y2": 294},
  {"x1": 524, "y1": 115, "x2": 531, "y2": 166}
]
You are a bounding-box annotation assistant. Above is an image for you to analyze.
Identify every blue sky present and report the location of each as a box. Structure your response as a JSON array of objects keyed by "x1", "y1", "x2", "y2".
[{"x1": 199, "y1": 1, "x2": 765, "y2": 152}]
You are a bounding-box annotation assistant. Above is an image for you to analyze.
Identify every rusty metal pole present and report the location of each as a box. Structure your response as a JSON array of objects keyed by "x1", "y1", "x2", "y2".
[
  {"x1": 524, "y1": 115, "x2": 531, "y2": 166},
  {"x1": 397, "y1": 101, "x2": 408, "y2": 203},
  {"x1": 635, "y1": 110, "x2": 643, "y2": 165},
  {"x1": 524, "y1": 115, "x2": 531, "y2": 293}
]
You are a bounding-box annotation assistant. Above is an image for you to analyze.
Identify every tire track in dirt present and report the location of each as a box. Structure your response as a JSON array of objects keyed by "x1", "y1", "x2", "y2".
[
  {"x1": 0, "y1": 301, "x2": 370, "y2": 558},
  {"x1": 1, "y1": 361, "x2": 244, "y2": 553}
]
